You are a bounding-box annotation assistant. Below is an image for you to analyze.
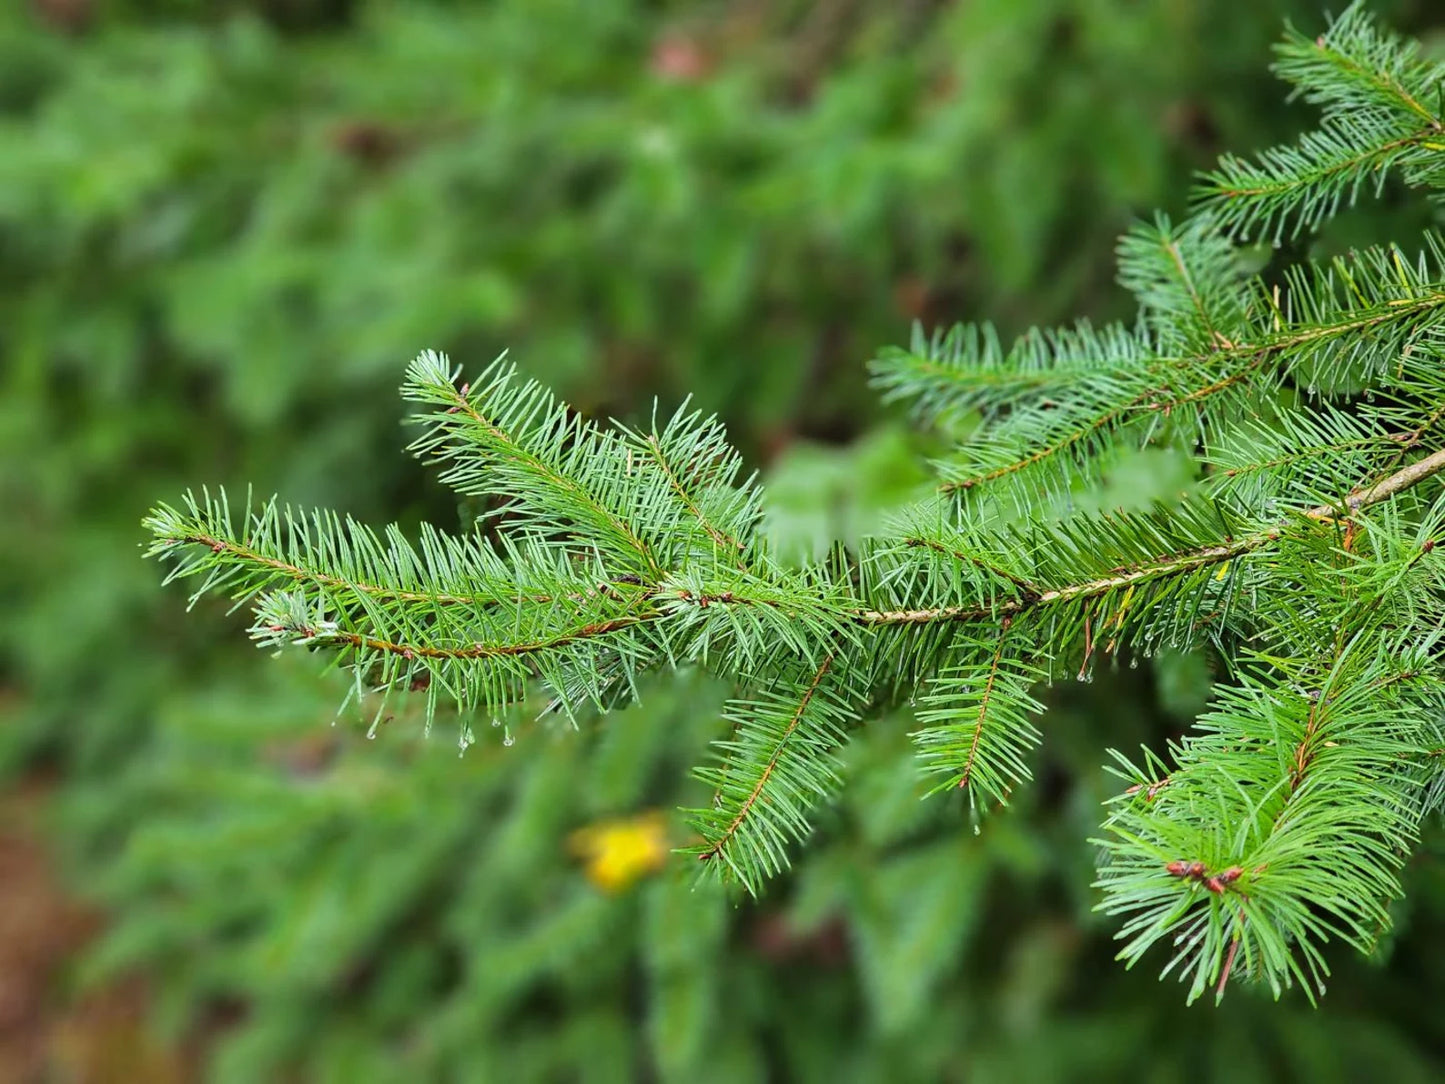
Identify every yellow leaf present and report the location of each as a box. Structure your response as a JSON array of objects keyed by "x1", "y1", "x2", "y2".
[{"x1": 568, "y1": 811, "x2": 670, "y2": 893}]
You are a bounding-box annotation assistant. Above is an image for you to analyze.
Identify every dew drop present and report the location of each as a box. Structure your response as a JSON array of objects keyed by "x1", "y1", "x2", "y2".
[
  {"x1": 491, "y1": 718, "x2": 502, "y2": 728},
  {"x1": 973, "y1": 823, "x2": 981, "y2": 836}
]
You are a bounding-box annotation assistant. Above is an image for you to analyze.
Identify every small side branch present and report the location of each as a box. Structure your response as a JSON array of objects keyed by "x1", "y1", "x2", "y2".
[
  {"x1": 887, "y1": 443, "x2": 1445, "y2": 630},
  {"x1": 642, "y1": 431, "x2": 749, "y2": 566},
  {"x1": 940, "y1": 292, "x2": 1445, "y2": 496},
  {"x1": 1319, "y1": 445, "x2": 1445, "y2": 515},
  {"x1": 903, "y1": 537, "x2": 1039, "y2": 598},
  {"x1": 291, "y1": 613, "x2": 657, "y2": 661},
  {"x1": 960, "y1": 621, "x2": 1011, "y2": 790},
  {"x1": 697, "y1": 652, "x2": 836, "y2": 863},
  {"x1": 173, "y1": 531, "x2": 555, "y2": 608}
]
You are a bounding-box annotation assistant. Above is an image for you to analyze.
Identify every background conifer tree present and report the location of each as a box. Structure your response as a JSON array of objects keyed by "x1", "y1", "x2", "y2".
[{"x1": 12, "y1": 1, "x2": 1445, "y2": 1079}]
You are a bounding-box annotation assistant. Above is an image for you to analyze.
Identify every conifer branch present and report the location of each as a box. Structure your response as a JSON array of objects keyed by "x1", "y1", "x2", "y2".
[
  {"x1": 169, "y1": 529, "x2": 537, "y2": 608},
  {"x1": 910, "y1": 622, "x2": 1047, "y2": 806},
  {"x1": 145, "y1": 4, "x2": 1445, "y2": 1002},
  {"x1": 1197, "y1": 3, "x2": 1445, "y2": 239},
  {"x1": 1327, "y1": 445, "x2": 1445, "y2": 512},
  {"x1": 901, "y1": 536, "x2": 1040, "y2": 598},
  {"x1": 854, "y1": 535, "x2": 1256, "y2": 627},
  {"x1": 1163, "y1": 236, "x2": 1226, "y2": 345},
  {"x1": 301, "y1": 614, "x2": 657, "y2": 662},
  {"x1": 643, "y1": 432, "x2": 744, "y2": 556},
  {"x1": 960, "y1": 635, "x2": 1009, "y2": 790},
  {"x1": 868, "y1": 321, "x2": 1138, "y2": 428},
  {"x1": 695, "y1": 652, "x2": 836, "y2": 864},
  {"x1": 938, "y1": 285, "x2": 1445, "y2": 496},
  {"x1": 405, "y1": 352, "x2": 667, "y2": 579}
]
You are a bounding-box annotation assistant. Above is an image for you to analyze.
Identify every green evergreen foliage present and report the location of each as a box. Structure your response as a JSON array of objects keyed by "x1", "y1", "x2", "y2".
[
  {"x1": 151, "y1": 4, "x2": 1445, "y2": 1008},
  {"x1": 10, "y1": 1, "x2": 1445, "y2": 1079},
  {"x1": 1200, "y1": 4, "x2": 1445, "y2": 239}
]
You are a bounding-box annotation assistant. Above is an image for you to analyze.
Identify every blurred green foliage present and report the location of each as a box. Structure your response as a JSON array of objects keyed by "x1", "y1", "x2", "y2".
[{"x1": 4, "y1": 0, "x2": 1445, "y2": 1079}]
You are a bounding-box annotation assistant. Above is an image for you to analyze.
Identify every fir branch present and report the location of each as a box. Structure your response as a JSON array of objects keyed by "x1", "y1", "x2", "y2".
[
  {"x1": 696, "y1": 652, "x2": 835, "y2": 861},
  {"x1": 405, "y1": 352, "x2": 667, "y2": 578},
  {"x1": 855, "y1": 534, "x2": 1256, "y2": 628},
  {"x1": 910, "y1": 623, "x2": 1047, "y2": 806},
  {"x1": 285, "y1": 612, "x2": 656, "y2": 662},
  {"x1": 1200, "y1": 120, "x2": 1439, "y2": 239},
  {"x1": 1330, "y1": 444, "x2": 1445, "y2": 512},
  {"x1": 642, "y1": 430, "x2": 745, "y2": 558},
  {"x1": 685, "y1": 650, "x2": 862, "y2": 892},
  {"x1": 1198, "y1": 5, "x2": 1445, "y2": 238},
  {"x1": 868, "y1": 320, "x2": 1146, "y2": 428},
  {"x1": 615, "y1": 398, "x2": 760, "y2": 568},
  {"x1": 1117, "y1": 216, "x2": 1250, "y2": 351},
  {"x1": 866, "y1": 442, "x2": 1445, "y2": 653},
  {"x1": 959, "y1": 637, "x2": 1009, "y2": 790},
  {"x1": 145, "y1": 4, "x2": 1445, "y2": 1001},
  {"x1": 160, "y1": 525, "x2": 574, "y2": 609},
  {"x1": 1096, "y1": 639, "x2": 1437, "y2": 1003},
  {"x1": 901, "y1": 536, "x2": 1040, "y2": 599},
  {"x1": 937, "y1": 276, "x2": 1445, "y2": 497},
  {"x1": 1276, "y1": 1, "x2": 1445, "y2": 129}
]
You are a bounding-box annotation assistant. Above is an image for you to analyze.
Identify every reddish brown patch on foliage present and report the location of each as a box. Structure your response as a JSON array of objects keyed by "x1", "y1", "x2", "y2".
[
  {"x1": 651, "y1": 36, "x2": 710, "y2": 83},
  {"x1": 0, "y1": 779, "x2": 189, "y2": 1083}
]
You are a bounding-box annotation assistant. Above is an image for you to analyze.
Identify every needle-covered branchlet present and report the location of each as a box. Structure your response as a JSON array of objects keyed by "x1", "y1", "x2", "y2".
[{"x1": 147, "y1": 4, "x2": 1445, "y2": 1007}]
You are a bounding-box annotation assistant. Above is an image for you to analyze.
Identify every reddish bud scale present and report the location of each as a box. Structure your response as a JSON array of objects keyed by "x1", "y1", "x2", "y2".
[{"x1": 1165, "y1": 860, "x2": 1242, "y2": 891}]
